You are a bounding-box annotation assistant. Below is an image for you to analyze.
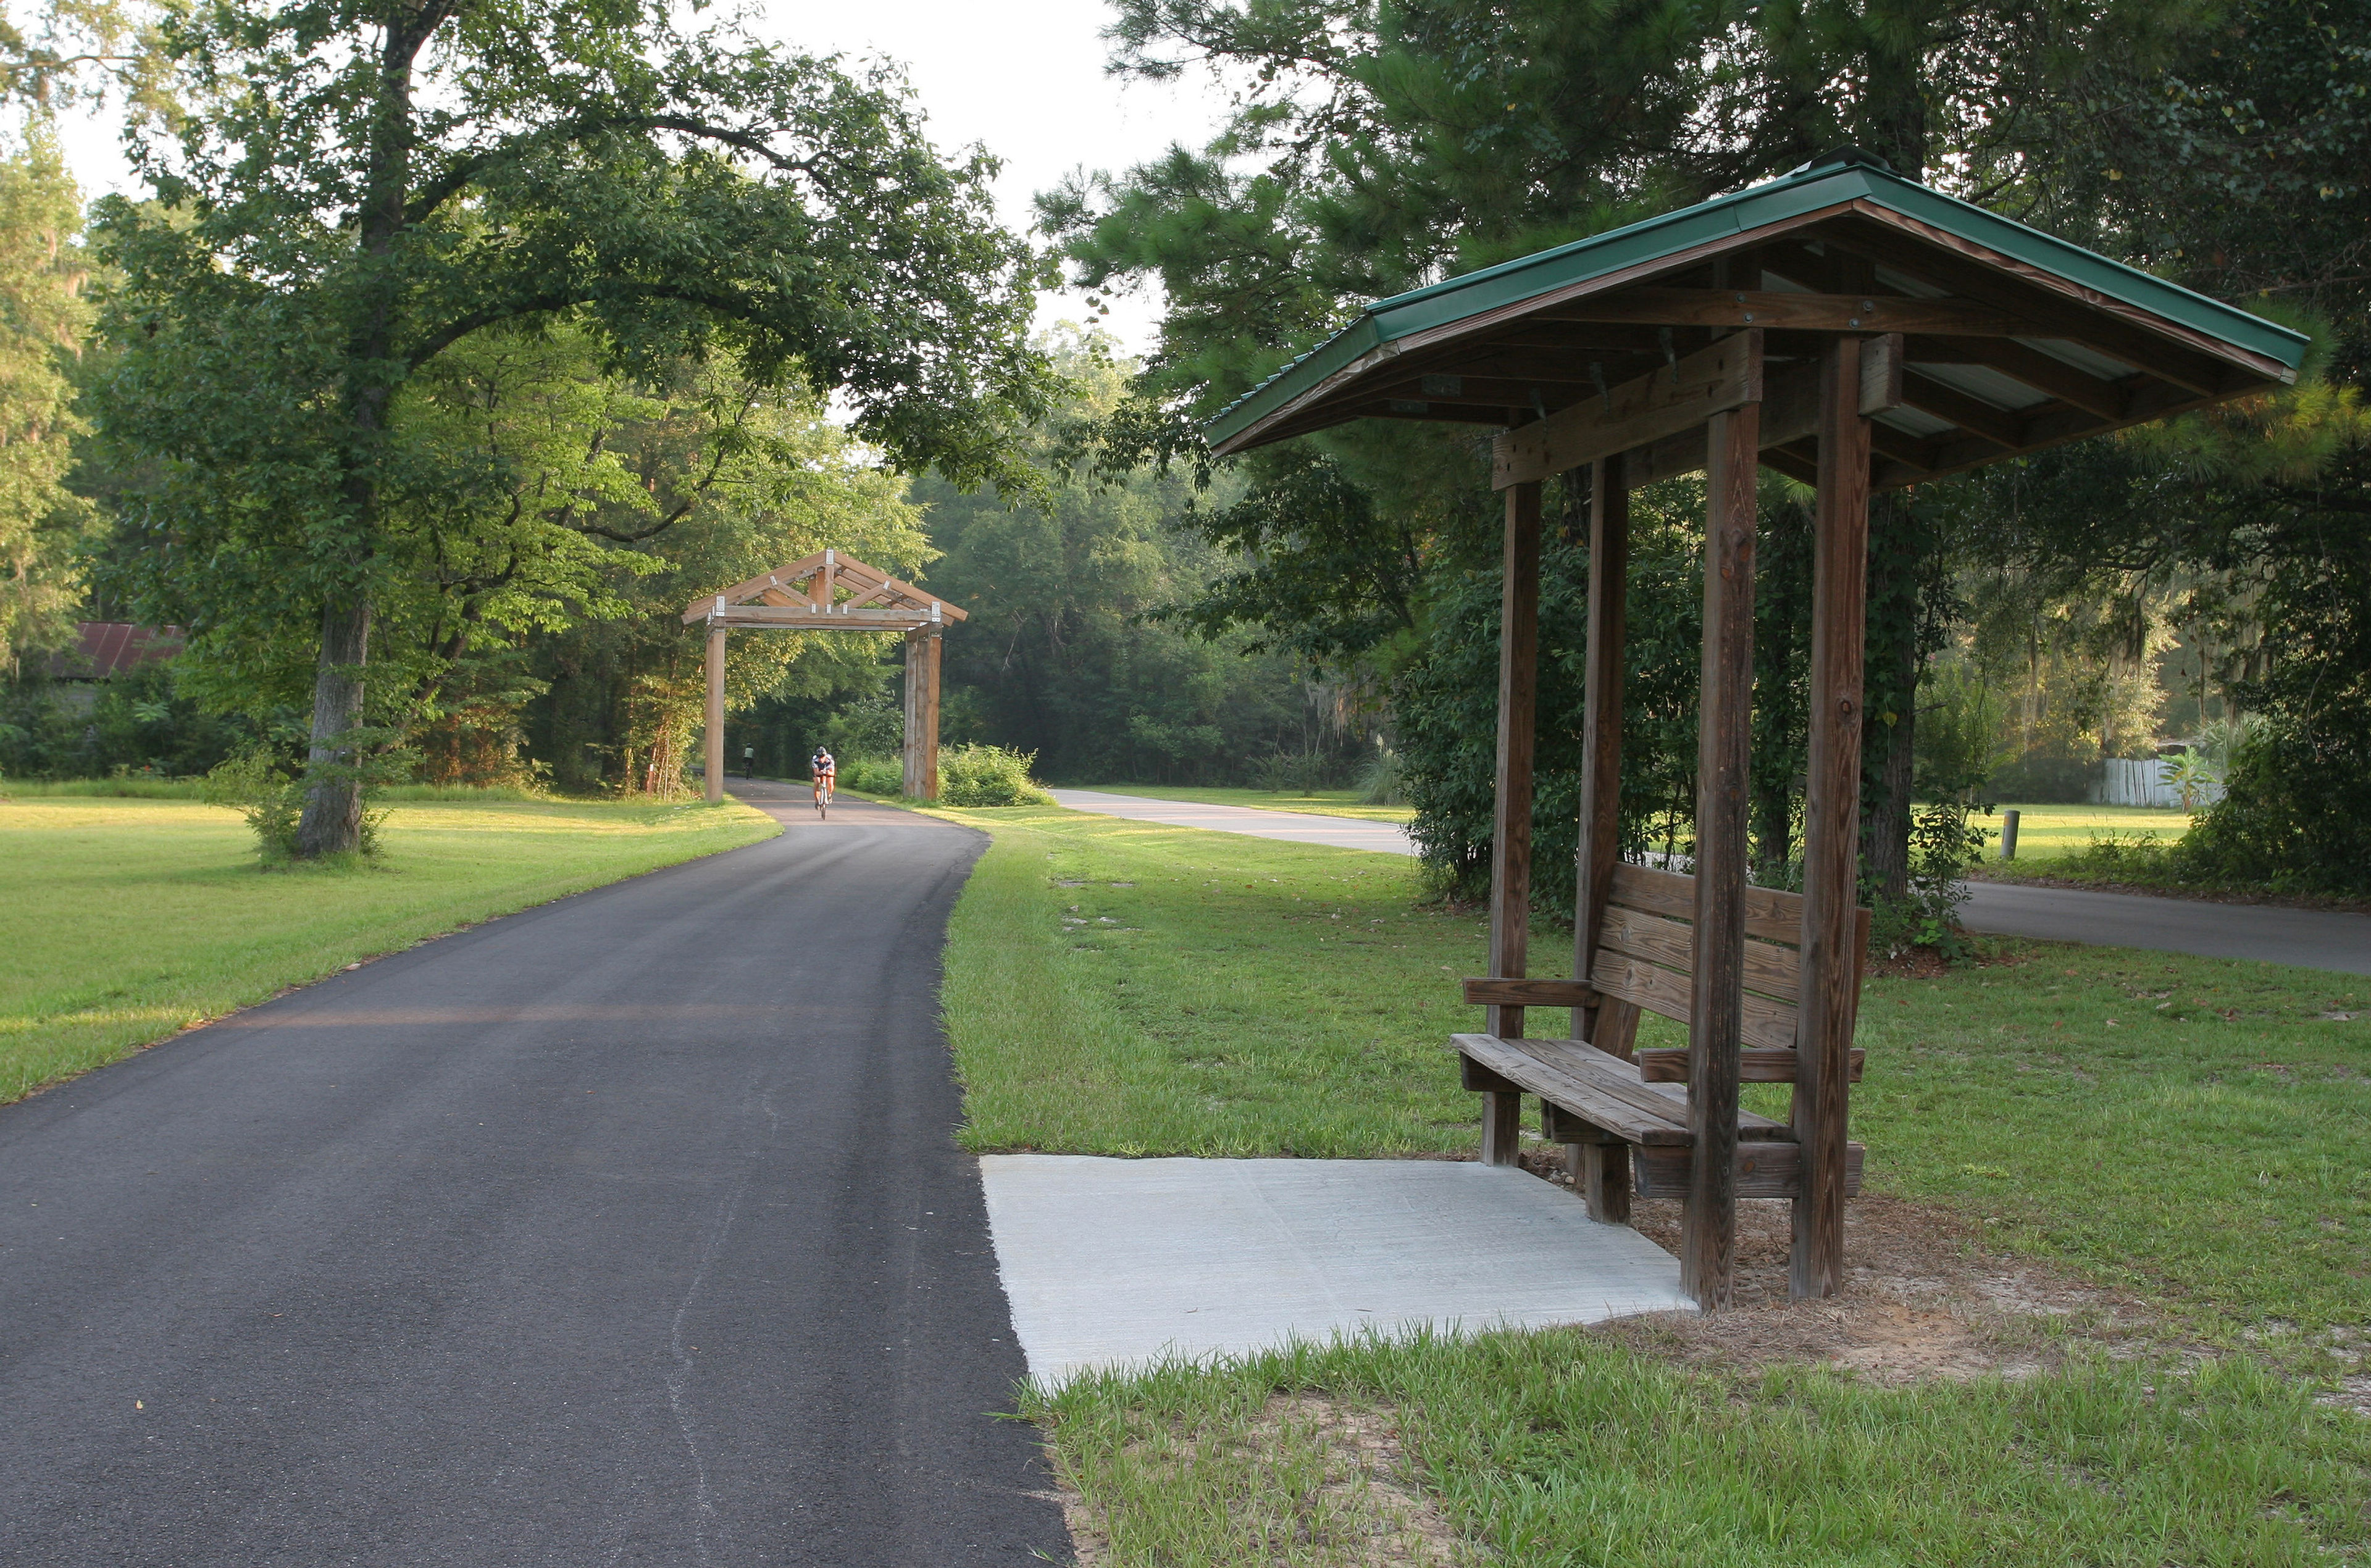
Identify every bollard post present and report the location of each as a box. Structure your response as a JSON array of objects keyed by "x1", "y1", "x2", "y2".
[{"x1": 2000, "y1": 808, "x2": 2020, "y2": 861}]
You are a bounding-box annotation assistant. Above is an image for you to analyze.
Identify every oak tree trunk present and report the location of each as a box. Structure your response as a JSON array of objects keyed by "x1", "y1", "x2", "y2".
[{"x1": 294, "y1": 596, "x2": 374, "y2": 856}]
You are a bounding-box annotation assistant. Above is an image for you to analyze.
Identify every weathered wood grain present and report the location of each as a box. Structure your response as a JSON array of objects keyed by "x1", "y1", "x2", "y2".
[
  {"x1": 1486, "y1": 483, "x2": 1543, "y2": 1041},
  {"x1": 1635, "y1": 1140, "x2": 1865, "y2": 1200},
  {"x1": 1791, "y1": 333, "x2": 1874, "y2": 1301},
  {"x1": 1493, "y1": 333, "x2": 1763, "y2": 488},
  {"x1": 1636, "y1": 1048, "x2": 1864, "y2": 1083}
]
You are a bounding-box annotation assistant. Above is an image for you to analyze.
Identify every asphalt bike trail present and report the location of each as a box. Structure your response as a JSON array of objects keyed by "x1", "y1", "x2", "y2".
[{"x1": 0, "y1": 783, "x2": 1069, "y2": 1566}]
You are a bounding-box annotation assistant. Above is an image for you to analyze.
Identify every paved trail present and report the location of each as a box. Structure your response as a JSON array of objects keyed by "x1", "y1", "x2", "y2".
[
  {"x1": 1052, "y1": 789, "x2": 2370, "y2": 977},
  {"x1": 0, "y1": 784, "x2": 1069, "y2": 1566}
]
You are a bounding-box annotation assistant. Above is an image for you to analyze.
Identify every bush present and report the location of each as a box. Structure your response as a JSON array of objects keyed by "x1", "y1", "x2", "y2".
[
  {"x1": 939, "y1": 744, "x2": 1054, "y2": 807},
  {"x1": 201, "y1": 752, "x2": 389, "y2": 864},
  {"x1": 838, "y1": 756, "x2": 905, "y2": 795},
  {"x1": 201, "y1": 751, "x2": 304, "y2": 862},
  {"x1": 2170, "y1": 719, "x2": 2371, "y2": 895},
  {"x1": 1355, "y1": 747, "x2": 1405, "y2": 806}
]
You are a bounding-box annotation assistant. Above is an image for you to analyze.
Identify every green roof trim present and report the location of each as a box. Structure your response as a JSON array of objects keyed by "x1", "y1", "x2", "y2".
[{"x1": 1205, "y1": 152, "x2": 2310, "y2": 451}]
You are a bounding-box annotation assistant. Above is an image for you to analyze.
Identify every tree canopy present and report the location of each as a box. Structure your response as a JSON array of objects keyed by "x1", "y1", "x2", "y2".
[{"x1": 91, "y1": 0, "x2": 1052, "y2": 852}]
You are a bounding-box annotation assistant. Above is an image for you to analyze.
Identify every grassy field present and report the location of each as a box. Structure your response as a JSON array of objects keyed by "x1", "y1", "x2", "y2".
[
  {"x1": 1082, "y1": 783, "x2": 1418, "y2": 823},
  {"x1": 1972, "y1": 802, "x2": 2193, "y2": 861},
  {"x1": 929, "y1": 803, "x2": 2370, "y2": 1566},
  {"x1": 0, "y1": 793, "x2": 777, "y2": 1103}
]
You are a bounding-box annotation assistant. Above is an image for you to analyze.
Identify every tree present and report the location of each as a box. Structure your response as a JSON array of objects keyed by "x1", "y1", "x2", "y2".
[
  {"x1": 911, "y1": 332, "x2": 1328, "y2": 785},
  {"x1": 1051, "y1": 0, "x2": 2204, "y2": 912},
  {"x1": 0, "y1": 130, "x2": 93, "y2": 670},
  {"x1": 92, "y1": 0, "x2": 1049, "y2": 854}
]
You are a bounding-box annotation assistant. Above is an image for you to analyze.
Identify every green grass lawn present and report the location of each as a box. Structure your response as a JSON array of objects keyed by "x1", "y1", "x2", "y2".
[
  {"x1": 928, "y1": 802, "x2": 2371, "y2": 1566},
  {"x1": 0, "y1": 793, "x2": 777, "y2": 1103},
  {"x1": 1970, "y1": 801, "x2": 2193, "y2": 861},
  {"x1": 1082, "y1": 782, "x2": 1418, "y2": 824}
]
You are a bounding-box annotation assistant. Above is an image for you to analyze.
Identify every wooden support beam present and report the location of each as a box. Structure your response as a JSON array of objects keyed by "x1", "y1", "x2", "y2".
[
  {"x1": 1464, "y1": 977, "x2": 1600, "y2": 1008},
  {"x1": 1791, "y1": 336, "x2": 1873, "y2": 1301},
  {"x1": 1484, "y1": 481, "x2": 1543, "y2": 1056},
  {"x1": 703, "y1": 626, "x2": 726, "y2": 806},
  {"x1": 1573, "y1": 454, "x2": 1630, "y2": 1050},
  {"x1": 699, "y1": 606, "x2": 942, "y2": 630},
  {"x1": 1684, "y1": 401, "x2": 1758, "y2": 1310},
  {"x1": 902, "y1": 630, "x2": 922, "y2": 798},
  {"x1": 812, "y1": 548, "x2": 836, "y2": 609},
  {"x1": 1539, "y1": 287, "x2": 2031, "y2": 338},
  {"x1": 1587, "y1": 336, "x2": 1902, "y2": 493},
  {"x1": 917, "y1": 629, "x2": 942, "y2": 801},
  {"x1": 1494, "y1": 332, "x2": 1763, "y2": 489}
]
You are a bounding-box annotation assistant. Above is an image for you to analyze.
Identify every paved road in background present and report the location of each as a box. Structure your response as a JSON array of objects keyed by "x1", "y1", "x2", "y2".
[
  {"x1": 1049, "y1": 788, "x2": 1418, "y2": 855},
  {"x1": 1958, "y1": 878, "x2": 2371, "y2": 976},
  {"x1": 0, "y1": 784, "x2": 1069, "y2": 1566},
  {"x1": 1053, "y1": 789, "x2": 2370, "y2": 977}
]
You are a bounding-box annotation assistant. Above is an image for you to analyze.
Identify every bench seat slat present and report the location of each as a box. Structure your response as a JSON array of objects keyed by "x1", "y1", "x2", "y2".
[
  {"x1": 1450, "y1": 1035, "x2": 1796, "y2": 1145},
  {"x1": 1540, "y1": 1036, "x2": 1796, "y2": 1140},
  {"x1": 1450, "y1": 1034, "x2": 1690, "y2": 1145}
]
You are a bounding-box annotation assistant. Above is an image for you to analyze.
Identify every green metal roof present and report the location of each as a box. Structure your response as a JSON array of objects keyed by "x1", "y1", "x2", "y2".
[{"x1": 1205, "y1": 150, "x2": 2309, "y2": 453}]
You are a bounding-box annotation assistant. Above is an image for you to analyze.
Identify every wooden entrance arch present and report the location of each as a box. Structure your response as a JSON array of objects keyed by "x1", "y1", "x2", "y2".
[{"x1": 682, "y1": 550, "x2": 969, "y2": 804}]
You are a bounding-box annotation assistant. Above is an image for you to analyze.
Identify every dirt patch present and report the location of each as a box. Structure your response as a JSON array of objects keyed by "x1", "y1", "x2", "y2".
[
  {"x1": 1868, "y1": 943, "x2": 2043, "y2": 980},
  {"x1": 1516, "y1": 1153, "x2": 2138, "y2": 1381},
  {"x1": 1055, "y1": 1393, "x2": 1475, "y2": 1567}
]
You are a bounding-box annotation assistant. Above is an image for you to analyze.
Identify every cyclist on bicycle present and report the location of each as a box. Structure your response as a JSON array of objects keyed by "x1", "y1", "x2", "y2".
[{"x1": 810, "y1": 746, "x2": 836, "y2": 804}]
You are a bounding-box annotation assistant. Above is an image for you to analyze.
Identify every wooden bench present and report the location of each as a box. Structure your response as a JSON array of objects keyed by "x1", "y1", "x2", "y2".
[{"x1": 1456, "y1": 862, "x2": 1868, "y2": 1222}]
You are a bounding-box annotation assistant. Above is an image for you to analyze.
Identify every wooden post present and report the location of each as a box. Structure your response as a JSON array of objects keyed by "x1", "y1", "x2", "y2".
[
  {"x1": 1573, "y1": 453, "x2": 1630, "y2": 1045},
  {"x1": 1683, "y1": 401, "x2": 1760, "y2": 1309},
  {"x1": 918, "y1": 623, "x2": 943, "y2": 801},
  {"x1": 1791, "y1": 336, "x2": 1873, "y2": 1299},
  {"x1": 901, "y1": 629, "x2": 922, "y2": 798},
  {"x1": 1482, "y1": 481, "x2": 1542, "y2": 1165},
  {"x1": 1571, "y1": 456, "x2": 1635, "y2": 1222},
  {"x1": 703, "y1": 624, "x2": 726, "y2": 806}
]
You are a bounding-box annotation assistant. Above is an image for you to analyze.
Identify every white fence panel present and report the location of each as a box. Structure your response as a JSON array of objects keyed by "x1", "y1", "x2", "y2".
[{"x1": 2090, "y1": 757, "x2": 2222, "y2": 809}]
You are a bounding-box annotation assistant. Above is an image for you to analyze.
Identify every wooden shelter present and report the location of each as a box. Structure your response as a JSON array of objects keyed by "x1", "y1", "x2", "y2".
[
  {"x1": 1205, "y1": 148, "x2": 2307, "y2": 1308},
  {"x1": 682, "y1": 551, "x2": 968, "y2": 804}
]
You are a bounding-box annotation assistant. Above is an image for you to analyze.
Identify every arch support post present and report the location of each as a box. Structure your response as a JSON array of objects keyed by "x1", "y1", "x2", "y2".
[
  {"x1": 703, "y1": 625, "x2": 726, "y2": 805},
  {"x1": 903, "y1": 627, "x2": 943, "y2": 801}
]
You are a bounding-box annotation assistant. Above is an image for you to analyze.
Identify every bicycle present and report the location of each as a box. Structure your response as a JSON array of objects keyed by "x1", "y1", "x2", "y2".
[{"x1": 813, "y1": 772, "x2": 834, "y2": 819}]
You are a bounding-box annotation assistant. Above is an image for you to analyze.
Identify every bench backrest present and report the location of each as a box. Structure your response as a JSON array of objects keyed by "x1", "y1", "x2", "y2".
[{"x1": 1585, "y1": 864, "x2": 1868, "y2": 1049}]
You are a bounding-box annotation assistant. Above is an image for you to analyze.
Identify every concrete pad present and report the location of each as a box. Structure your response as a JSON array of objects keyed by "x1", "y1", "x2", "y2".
[{"x1": 978, "y1": 1155, "x2": 1690, "y2": 1385}]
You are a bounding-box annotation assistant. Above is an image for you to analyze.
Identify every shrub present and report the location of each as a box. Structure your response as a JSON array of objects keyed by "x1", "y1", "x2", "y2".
[
  {"x1": 201, "y1": 751, "x2": 304, "y2": 862},
  {"x1": 938, "y1": 744, "x2": 1053, "y2": 806},
  {"x1": 201, "y1": 752, "x2": 389, "y2": 863},
  {"x1": 1355, "y1": 747, "x2": 1405, "y2": 806},
  {"x1": 839, "y1": 756, "x2": 905, "y2": 794},
  {"x1": 2170, "y1": 719, "x2": 2371, "y2": 895}
]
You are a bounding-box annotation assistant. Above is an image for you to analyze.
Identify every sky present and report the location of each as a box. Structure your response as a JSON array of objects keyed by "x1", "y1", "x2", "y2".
[{"x1": 45, "y1": 0, "x2": 1227, "y2": 359}]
